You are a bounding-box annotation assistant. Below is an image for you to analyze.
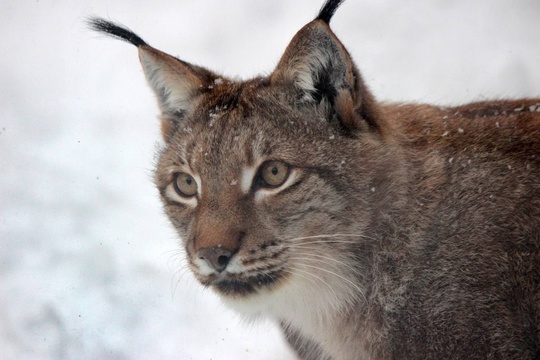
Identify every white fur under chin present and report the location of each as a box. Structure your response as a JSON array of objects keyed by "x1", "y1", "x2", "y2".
[{"x1": 219, "y1": 267, "x2": 362, "y2": 345}]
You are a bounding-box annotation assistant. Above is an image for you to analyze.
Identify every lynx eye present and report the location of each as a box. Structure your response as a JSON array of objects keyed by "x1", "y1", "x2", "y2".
[
  {"x1": 259, "y1": 160, "x2": 290, "y2": 188},
  {"x1": 173, "y1": 172, "x2": 198, "y2": 197}
]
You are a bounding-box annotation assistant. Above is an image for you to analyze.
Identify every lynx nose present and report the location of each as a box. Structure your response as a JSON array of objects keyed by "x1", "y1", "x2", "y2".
[{"x1": 197, "y1": 247, "x2": 232, "y2": 272}]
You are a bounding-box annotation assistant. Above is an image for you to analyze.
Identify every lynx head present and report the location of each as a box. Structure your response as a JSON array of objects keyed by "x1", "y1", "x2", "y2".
[{"x1": 89, "y1": 0, "x2": 401, "y2": 320}]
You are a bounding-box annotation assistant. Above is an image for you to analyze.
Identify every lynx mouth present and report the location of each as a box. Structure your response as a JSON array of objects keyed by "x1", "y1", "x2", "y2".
[{"x1": 211, "y1": 270, "x2": 285, "y2": 297}]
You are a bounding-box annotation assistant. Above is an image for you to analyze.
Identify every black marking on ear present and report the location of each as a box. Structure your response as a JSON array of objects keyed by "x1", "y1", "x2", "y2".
[
  {"x1": 87, "y1": 17, "x2": 148, "y2": 47},
  {"x1": 312, "y1": 68, "x2": 338, "y2": 105},
  {"x1": 316, "y1": 0, "x2": 346, "y2": 24}
]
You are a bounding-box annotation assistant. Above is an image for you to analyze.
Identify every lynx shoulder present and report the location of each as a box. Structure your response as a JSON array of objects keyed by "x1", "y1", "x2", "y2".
[{"x1": 89, "y1": 1, "x2": 540, "y2": 359}]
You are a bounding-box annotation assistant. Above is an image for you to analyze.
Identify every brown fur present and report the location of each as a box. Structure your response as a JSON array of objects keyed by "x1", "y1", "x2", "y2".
[{"x1": 90, "y1": 1, "x2": 540, "y2": 359}]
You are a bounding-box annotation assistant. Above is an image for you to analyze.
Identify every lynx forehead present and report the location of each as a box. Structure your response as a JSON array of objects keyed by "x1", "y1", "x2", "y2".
[{"x1": 90, "y1": 0, "x2": 540, "y2": 359}]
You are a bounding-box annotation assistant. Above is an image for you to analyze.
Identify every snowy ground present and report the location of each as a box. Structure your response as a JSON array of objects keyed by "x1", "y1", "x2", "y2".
[{"x1": 1, "y1": 0, "x2": 539, "y2": 359}]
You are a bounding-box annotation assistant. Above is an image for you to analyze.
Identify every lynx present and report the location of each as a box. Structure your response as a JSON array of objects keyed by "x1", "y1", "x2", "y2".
[{"x1": 89, "y1": 1, "x2": 540, "y2": 359}]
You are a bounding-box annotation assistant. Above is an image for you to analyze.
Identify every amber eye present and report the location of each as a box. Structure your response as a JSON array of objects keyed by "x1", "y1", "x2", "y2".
[
  {"x1": 173, "y1": 172, "x2": 198, "y2": 197},
  {"x1": 259, "y1": 160, "x2": 290, "y2": 188}
]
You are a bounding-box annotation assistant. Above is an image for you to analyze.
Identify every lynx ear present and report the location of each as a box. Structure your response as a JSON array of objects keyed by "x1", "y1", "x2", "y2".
[
  {"x1": 271, "y1": 19, "x2": 381, "y2": 134},
  {"x1": 88, "y1": 18, "x2": 216, "y2": 141},
  {"x1": 138, "y1": 47, "x2": 206, "y2": 117},
  {"x1": 137, "y1": 46, "x2": 217, "y2": 140},
  {"x1": 140, "y1": 48, "x2": 222, "y2": 141}
]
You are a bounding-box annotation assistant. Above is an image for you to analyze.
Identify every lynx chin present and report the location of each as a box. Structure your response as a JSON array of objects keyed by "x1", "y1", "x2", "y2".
[{"x1": 89, "y1": 1, "x2": 540, "y2": 359}]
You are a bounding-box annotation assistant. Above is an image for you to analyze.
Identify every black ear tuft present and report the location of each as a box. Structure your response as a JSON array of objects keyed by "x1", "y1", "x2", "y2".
[
  {"x1": 316, "y1": 0, "x2": 346, "y2": 24},
  {"x1": 87, "y1": 17, "x2": 148, "y2": 47}
]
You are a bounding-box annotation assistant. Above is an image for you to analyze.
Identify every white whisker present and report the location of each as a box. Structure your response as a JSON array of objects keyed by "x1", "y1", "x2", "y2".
[
  {"x1": 287, "y1": 233, "x2": 376, "y2": 242},
  {"x1": 288, "y1": 259, "x2": 366, "y2": 303},
  {"x1": 286, "y1": 239, "x2": 359, "y2": 247},
  {"x1": 171, "y1": 264, "x2": 191, "y2": 300},
  {"x1": 284, "y1": 267, "x2": 341, "y2": 307},
  {"x1": 292, "y1": 251, "x2": 361, "y2": 276}
]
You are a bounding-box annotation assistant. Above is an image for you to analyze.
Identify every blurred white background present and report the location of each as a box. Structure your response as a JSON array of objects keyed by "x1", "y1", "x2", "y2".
[{"x1": 1, "y1": 0, "x2": 539, "y2": 359}]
